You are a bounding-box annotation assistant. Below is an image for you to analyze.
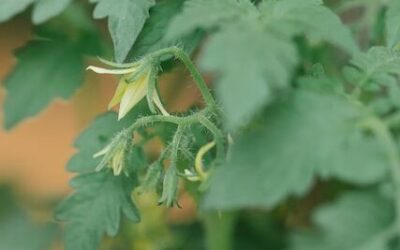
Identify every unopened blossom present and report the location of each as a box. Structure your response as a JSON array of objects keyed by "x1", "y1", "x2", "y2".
[{"x1": 93, "y1": 130, "x2": 131, "y2": 176}]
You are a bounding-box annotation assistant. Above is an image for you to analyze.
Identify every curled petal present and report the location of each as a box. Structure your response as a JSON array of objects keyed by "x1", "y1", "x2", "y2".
[{"x1": 86, "y1": 65, "x2": 138, "y2": 75}]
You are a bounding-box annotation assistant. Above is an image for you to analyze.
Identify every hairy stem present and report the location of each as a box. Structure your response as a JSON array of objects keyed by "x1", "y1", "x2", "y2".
[
  {"x1": 198, "y1": 116, "x2": 225, "y2": 163},
  {"x1": 170, "y1": 125, "x2": 185, "y2": 165},
  {"x1": 150, "y1": 47, "x2": 218, "y2": 109},
  {"x1": 204, "y1": 212, "x2": 236, "y2": 250}
]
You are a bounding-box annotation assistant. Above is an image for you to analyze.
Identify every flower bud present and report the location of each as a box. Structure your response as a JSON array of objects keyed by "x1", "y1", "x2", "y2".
[{"x1": 93, "y1": 130, "x2": 132, "y2": 176}]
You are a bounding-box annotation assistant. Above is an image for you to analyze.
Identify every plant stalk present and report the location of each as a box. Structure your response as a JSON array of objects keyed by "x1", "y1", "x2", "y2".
[{"x1": 204, "y1": 212, "x2": 236, "y2": 250}]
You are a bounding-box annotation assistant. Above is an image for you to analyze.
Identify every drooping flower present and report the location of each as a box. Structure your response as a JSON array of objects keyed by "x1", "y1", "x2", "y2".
[{"x1": 87, "y1": 60, "x2": 169, "y2": 120}]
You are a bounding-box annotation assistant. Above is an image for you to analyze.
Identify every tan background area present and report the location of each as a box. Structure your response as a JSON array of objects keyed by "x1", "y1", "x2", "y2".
[{"x1": 0, "y1": 19, "x2": 117, "y2": 199}]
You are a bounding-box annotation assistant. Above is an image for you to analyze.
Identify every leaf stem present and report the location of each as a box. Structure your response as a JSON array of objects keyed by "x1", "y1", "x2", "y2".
[{"x1": 204, "y1": 212, "x2": 236, "y2": 250}]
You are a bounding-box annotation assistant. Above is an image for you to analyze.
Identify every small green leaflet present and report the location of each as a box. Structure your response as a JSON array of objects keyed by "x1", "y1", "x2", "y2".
[
  {"x1": 343, "y1": 47, "x2": 400, "y2": 91},
  {"x1": 290, "y1": 191, "x2": 394, "y2": 250},
  {"x1": 126, "y1": 0, "x2": 202, "y2": 61},
  {"x1": 204, "y1": 91, "x2": 388, "y2": 209},
  {"x1": 32, "y1": 0, "x2": 73, "y2": 24},
  {"x1": 90, "y1": 0, "x2": 156, "y2": 62},
  {"x1": 258, "y1": 0, "x2": 359, "y2": 54},
  {"x1": 0, "y1": 0, "x2": 73, "y2": 24},
  {"x1": 3, "y1": 40, "x2": 84, "y2": 129},
  {"x1": 56, "y1": 171, "x2": 140, "y2": 250},
  {"x1": 0, "y1": 0, "x2": 34, "y2": 22},
  {"x1": 386, "y1": 0, "x2": 400, "y2": 49},
  {"x1": 167, "y1": 0, "x2": 358, "y2": 130}
]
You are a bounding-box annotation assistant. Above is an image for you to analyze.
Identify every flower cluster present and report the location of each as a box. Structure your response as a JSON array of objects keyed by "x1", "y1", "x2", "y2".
[{"x1": 87, "y1": 59, "x2": 169, "y2": 120}]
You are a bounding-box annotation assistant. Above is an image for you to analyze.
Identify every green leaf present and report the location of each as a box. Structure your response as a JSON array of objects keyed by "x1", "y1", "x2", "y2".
[
  {"x1": 386, "y1": 0, "x2": 400, "y2": 48},
  {"x1": 0, "y1": 0, "x2": 72, "y2": 24},
  {"x1": 200, "y1": 23, "x2": 298, "y2": 129},
  {"x1": 0, "y1": 0, "x2": 34, "y2": 22},
  {"x1": 259, "y1": 0, "x2": 359, "y2": 54},
  {"x1": 343, "y1": 47, "x2": 400, "y2": 91},
  {"x1": 204, "y1": 91, "x2": 388, "y2": 209},
  {"x1": 165, "y1": 0, "x2": 256, "y2": 40},
  {"x1": 168, "y1": 0, "x2": 357, "y2": 129},
  {"x1": 56, "y1": 171, "x2": 140, "y2": 250},
  {"x1": 59, "y1": 105, "x2": 150, "y2": 249},
  {"x1": 32, "y1": 0, "x2": 73, "y2": 24},
  {"x1": 90, "y1": 0, "x2": 156, "y2": 62},
  {"x1": 290, "y1": 191, "x2": 394, "y2": 250},
  {"x1": 3, "y1": 40, "x2": 84, "y2": 129},
  {"x1": 126, "y1": 0, "x2": 202, "y2": 61}
]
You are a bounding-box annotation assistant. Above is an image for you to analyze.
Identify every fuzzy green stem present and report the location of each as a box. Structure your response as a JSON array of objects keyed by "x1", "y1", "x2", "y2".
[
  {"x1": 198, "y1": 116, "x2": 225, "y2": 163},
  {"x1": 127, "y1": 111, "x2": 225, "y2": 154},
  {"x1": 150, "y1": 47, "x2": 218, "y2": 109},
  {"x1": 204, "y1": 212, "x2": 236, "y2": 250},
  {"x1": 127, "y1": 113, "x2": 198, "y2": 134}
]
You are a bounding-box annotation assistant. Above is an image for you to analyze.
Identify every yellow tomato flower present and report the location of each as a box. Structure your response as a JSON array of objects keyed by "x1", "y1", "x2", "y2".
[{"x1": 87, "y1": 62, "x2": 169, "y2": 120}]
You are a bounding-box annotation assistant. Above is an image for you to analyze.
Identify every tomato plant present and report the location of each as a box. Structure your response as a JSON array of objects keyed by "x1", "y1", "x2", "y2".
[{"x1": 2, "y1": 0, "x2": 400, "y2": 249}]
